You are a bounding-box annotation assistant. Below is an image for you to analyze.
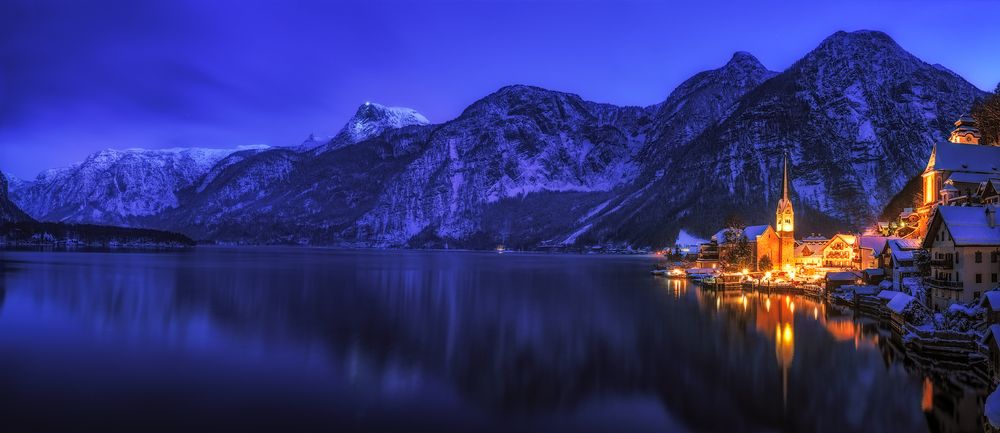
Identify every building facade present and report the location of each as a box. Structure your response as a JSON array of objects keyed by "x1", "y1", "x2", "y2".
[{"x1": 921, "y1": 206, "x2": 1000, "y2": 311}]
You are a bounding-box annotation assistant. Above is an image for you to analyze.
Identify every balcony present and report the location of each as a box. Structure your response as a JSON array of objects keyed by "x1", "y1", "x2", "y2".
[
  {"x1": 929, "y1": 259, "x2": 954, "y2": 269},
  {"x1": 925, "y1": 278, "x2": 963, "y2": 290}
]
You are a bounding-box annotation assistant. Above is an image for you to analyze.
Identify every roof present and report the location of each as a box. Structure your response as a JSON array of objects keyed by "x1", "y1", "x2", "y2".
[
  {"x1": 984, "y1": 324, "x2": 1000, "y2": 347},
  {"x1": 713, "y1": 225, "x2": 773, "y2": 243},
  {"x1": 923, "y1": 206, "x2": 1000, "y2": 247},
  {"x1": 858, "y1": 236, "x2": 889, "y2": 252},
  {"x1": 877, "y1": 290, "x2": 904, "y2": 301},
  {"x1": 864, "y1": 268, "x2": 885, "y2": 277},
  {"x1": 795, "y1": 243, "x2": 816, "y2": 257},
  {"x1": 884, "y1": 238, "x2": 919, "y2": 262},
  {"x1": 948, "y1": 172, "x2": 998, "y2": 185},
  {"x1": 826, "y1": 271, "x2": 861, "y2": 281},
  {"x1": 981, "y1": 291, "x2": 1000, "y2": 312},
  {"x1": 743, "y1": 225, "x2": 771, "y2": 239},
  {"x1": 928, "y1": 141, "x2": 1000, "y2": 174},
  {"x1": 886, "y1": 293, "x2": 915, "y2": 314}
]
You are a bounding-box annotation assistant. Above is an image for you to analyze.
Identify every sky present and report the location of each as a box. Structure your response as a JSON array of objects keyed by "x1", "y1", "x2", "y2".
[{"x1": 2, "y1": 0, "x2": 999, "y2": 179}]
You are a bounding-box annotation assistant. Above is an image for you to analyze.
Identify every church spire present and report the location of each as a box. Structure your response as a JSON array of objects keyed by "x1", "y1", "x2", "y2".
[{"x1": 782, "y1": 152, "x2": 789, "y2": 202}]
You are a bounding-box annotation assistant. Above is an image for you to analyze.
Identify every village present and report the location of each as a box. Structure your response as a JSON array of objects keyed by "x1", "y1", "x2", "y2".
[{"x1": 656, "y1": 115, "x2": 1000, "y2": 429}]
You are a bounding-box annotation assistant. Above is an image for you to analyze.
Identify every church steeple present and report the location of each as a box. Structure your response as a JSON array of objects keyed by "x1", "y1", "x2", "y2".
[
  {"x1": 776, "y1": 152, "x2": 794, "y2": 234},
  {"x1": 782, "y1": 153, "x2": 790, "y2": 202},
  {"x1": 774, "y1": 152, "x2": 795, "y2": 271}
]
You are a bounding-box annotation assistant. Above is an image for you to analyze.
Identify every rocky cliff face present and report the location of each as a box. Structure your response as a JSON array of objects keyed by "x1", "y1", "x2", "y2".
[
  {"x1": 9, "y1": 31, "x2": 987, "y2": 248},
  {"x1": 0, "y1": 172, "x2": 33, "y2": 224}
]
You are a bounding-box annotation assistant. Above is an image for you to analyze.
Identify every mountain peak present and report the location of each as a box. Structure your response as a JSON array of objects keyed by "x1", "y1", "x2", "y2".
[
  {"x1": 726, "y1": 51, "x2": 764, "y2": 69},
  {"x1": 814, "y1": 29, "x2": 902, "y2": 54},
  {"x1": 330, "y1": 102, "x2": 430, "y2": 147}
]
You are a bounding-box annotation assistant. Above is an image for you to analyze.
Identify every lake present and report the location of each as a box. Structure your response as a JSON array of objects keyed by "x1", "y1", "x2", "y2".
[{"x1": 0, "y1": 248, "x2": 988, "y2": 432}]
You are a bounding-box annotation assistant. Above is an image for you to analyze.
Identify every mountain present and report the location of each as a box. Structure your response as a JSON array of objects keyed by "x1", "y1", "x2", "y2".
[
  {"x1": 0, "y1": 172, "x2": 33, "y2": 224},
  {"x1": 585, "y1": 30, "x2": 985, "y2": 245},
  {"x1": 9, "y1": 145, "x2": 269, "y2": 226},
  {"x1": 310, "y1": 102, "x2": 430, "y2": 152},
  {"x1": 13, "y1": 30, "x2": 988, "y2": 248}
]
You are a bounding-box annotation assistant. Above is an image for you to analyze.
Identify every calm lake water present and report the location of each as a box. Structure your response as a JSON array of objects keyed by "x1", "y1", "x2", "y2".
[{"x1": 0, "y1": 248, "x2": 988, "y2": 432}]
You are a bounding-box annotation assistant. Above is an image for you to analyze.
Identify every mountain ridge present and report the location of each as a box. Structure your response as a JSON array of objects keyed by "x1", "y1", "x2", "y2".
[{"x1": 7, "y1": 30, "x2": 988, "y2": 248}]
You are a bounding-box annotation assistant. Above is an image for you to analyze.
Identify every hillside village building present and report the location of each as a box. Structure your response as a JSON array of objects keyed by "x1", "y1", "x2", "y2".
[
  {"x1": 915, "y1": 116, "x2": 1000, "y2": 238},
  {"x1": 921, "y1": 206, "x2": 1000, "y2": 310}
]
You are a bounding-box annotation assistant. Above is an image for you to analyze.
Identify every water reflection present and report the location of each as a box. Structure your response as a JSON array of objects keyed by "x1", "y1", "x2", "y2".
[{"x1": 0, "y1": 249, "x2": 987, "y2": 432}]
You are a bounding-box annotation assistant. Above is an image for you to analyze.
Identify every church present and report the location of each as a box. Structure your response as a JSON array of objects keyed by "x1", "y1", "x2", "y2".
[{"x1": 700, "y1": 153, "x2": 797, "y2": 272}]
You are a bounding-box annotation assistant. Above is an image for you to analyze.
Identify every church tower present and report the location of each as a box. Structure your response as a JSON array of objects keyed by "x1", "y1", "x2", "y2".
[{"x1": 775, "y1": 153, "x2": 795, "y2": 269}]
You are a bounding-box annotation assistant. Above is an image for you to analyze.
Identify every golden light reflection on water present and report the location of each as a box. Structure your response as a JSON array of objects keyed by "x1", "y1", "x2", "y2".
[{"x1": 676, "y1": 276, "x2": 983, "y2": 431}]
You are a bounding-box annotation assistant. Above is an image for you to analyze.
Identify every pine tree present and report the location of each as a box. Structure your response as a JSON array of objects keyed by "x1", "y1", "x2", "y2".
[{"x1": 972, "y1": 83, "x2": 1000, "y2": 146}]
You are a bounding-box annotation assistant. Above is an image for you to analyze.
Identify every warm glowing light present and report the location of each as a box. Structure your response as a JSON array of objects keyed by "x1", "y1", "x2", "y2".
[
  {"x1": 922, "y1": 378, "x2": 933, "y2": 412},
  {"x1": 789, "y1": 301, "x2": 795, "y2": 313},
  {"x1": 782, "y1": 323, "x2": 793, "y2": 343},
  {"x1": 742, "y1": 268, "x2": 749, "y2": 275},
  {"x1": 764, "y1": 271, "x2": 772, "y2": 281},
  {"x1": 765, "y1": 298, "x2": 771, "y2": 312},
  {"x1": 716, "y1": 297, "x2": 720, "y2": 309},
  {"x1": 813, "y1": 307, "x2": 818, "y2": 320}
]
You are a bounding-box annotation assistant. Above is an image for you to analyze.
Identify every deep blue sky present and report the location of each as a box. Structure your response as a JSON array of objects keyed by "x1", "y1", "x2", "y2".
[{"x1": 2, "y1": 0, "x2": 999, "y2": 179}]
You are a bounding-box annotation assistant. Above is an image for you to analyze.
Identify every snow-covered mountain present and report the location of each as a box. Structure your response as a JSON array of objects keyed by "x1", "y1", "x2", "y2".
[
  {"x1": 589, "y1": 30, "x2": 984, "y2": 245},
  {"x1": 9, "y1": 30, "x2": 988, "y2": 248},
  {"x1": 309, "y1": 102, "x2": 430, "y2": 152},
  {"x1": 10, "y1": 145, "x2": 269, "y2": 225}
]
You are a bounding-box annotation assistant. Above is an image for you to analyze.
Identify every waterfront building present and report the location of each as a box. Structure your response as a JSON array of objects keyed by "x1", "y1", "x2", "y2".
[
  {"x1": 795, "y1": 235, "x2": 828, "y2": 268},
  {"x1": 879, "y1": 238, "x2": 921, "y2": 293},
  {"x1": 821, "y1": 234, "x2": 857, "y2": 268},
  {"x1": 921, "y1": 205, "x2": 1000, "y2": 311}
]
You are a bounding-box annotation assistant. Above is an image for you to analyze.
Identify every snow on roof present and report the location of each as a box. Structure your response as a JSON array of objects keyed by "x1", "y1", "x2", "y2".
[
  {"x1": 743, "y1": 225, "x2": 770, "y2": 239},
  {"x1": 850, "y1": 285, "x2": 879, "y2": 296},
  {"x1": 826, "y1": 271, "x2": 860, "y2": 281},
  {"x1": 930, "y1": 141, "x2": 1000, "y2": 174},
  {"x1": 935, "y1": 206, "x2": 1000, "y2": 246},
  {"x1": 886, "y1": 293, "x2": 915, "y2": 314},
  {"x1": 877, "y1": 290, "x2": 904, "y2": 301},
  {"x1": 981, "y1": 291, "x2": 1000, "y2": 311},
  {"x1": 886, "y1": 238, "x2": 919, "y2": 261},
  {"x1": 860, "y1": 236, "x2": 887, "y2": 249},
  {"x1": 986, "y1": 324, "x2": 1000, "y2": 347},
  {"x1": 864, "y1": 268, "x2": 885, "y2": 277},
  {"x1": 947, "y1": 172, "x2": 998, "y2": 185},
  {"x1": 713, "y1": 225, "x2": 773, "y2": 243}
]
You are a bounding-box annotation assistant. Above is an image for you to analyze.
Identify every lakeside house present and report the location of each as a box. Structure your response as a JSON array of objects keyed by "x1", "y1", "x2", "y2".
[
  {"x1": 921, "y1": 205, "x2": 1000, "y2": 310},
  {"x1": 879, "y1": 238, "x2": 921, "y2": 293}
]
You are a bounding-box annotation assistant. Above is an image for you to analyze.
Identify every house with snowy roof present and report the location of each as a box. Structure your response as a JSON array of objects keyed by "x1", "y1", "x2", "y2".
[
  {"x1": 915, "y1": 115, "x2": 1000, "y2": 238},
  {"x1": 879, "y1": 238, "x2": 921, "y2": 293},
  {"x1": 921, "y1": 205, "x2": 1000, "y2": 311},
  {"x1": 979, "y1": 291, "x2": 1000, "y2": 326},
  {"x1": 820, "y1": 234, "x2": 857, "y2": 268}
]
